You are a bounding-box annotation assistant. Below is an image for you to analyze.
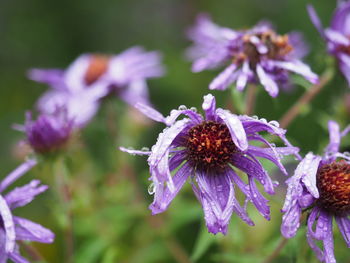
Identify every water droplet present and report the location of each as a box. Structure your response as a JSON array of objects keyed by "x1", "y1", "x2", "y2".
[
  {"x1": 269, "y1": 120, "x2": 280, "y2": 127},
  {"x1": 148, "y1": 182, "x2": 155, "y2": 195},
  {"x1": 141, "y1": 147, "x2": 150, "y2": 151},
  {"x1": 190, "y1": 107, "x2": 197, "y2": 112},
  {"x1": 252, "y1": 115, "x2": 259, "y2": 120},
  {"x1": 178, "y1": 105, "x2": 187, "y2": 111}
]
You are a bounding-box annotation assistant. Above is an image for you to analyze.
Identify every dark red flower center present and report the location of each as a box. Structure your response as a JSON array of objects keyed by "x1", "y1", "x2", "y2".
[
  {"x1": 186, "y1": 121, "x2": 237, "y2": 171},
  {"x1": 233, "y1": 30, "x2": 293, "y2": 68},
  {"x1": 84, "y1": 55, "x2": 110, "y2": 85},
  {"x1": 316, "y1": 160, "x2": 350, "y2": 215}
]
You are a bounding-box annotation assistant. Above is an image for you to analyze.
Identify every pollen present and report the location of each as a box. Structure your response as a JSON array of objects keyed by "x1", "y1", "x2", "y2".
[
  {"x1": 316, "y1": 160, "x2": 350, "y2": 215},
  {"x1": 186, "y1": 121, "x2": 237, "y2": 171},
  {"x1": 84, "y1": 55, "x2": 110, "y2": 85}
]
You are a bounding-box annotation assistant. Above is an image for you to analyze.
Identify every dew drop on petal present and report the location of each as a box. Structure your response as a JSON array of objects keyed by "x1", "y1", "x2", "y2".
[{"x1": 148, "y1": 182, "x2": 155, "y2": 195}]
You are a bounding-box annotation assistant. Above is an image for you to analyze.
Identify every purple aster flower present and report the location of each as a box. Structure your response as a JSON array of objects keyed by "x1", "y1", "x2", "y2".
[
  {"x1": 0, "y1": 159, "x2": 54, "y2": 262},
  {"x1": 121, "y1": 94, "x2": 300, "y2": 234},
  {"x1": 308, "y1": 3, "x2": 350, "y2": 86},
  {"x1": 29, "y1": 46, "x2": 165, "y2": 106},
  {"x1": 281, "y1": 120, "x2": 350, "y2": 263},
  {"x1": 15, "y1": 111, "x2": 73, "y2": 155},
  {"x1": 187, "y1": 14, "x2": 318, "y2": 96}
]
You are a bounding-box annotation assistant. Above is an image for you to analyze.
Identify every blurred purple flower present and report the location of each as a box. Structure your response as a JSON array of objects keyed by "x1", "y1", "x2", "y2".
[
  {"x1": 281, "y1": 120, "x2": 350, "y2": 263},
  {"x1": 23, "y1": 111, "x2": 73, "y2": 155},
  {"x1": 0, "y1": 159, "x2": 54, "y2": 263},
  {"x1": 29, "y1": 46, "x2": 165, "y2": 126},
  {"x1": 308, "y1": 3, "x2": 350, "y2": 86},
  {"x1": 187, "y1": 14, "x2": 318, "y2": 96},
  {"x1": 121, "y1": 94, "x2": 299, "y2": 234}
]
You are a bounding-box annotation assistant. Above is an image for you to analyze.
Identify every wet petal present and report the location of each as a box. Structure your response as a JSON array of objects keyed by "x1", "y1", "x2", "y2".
[
  {"x1": 209, "y1": 64, "x2": 237, "y2": 90},
  {"x1": 149, "y1": 162, "x2": 191, "y2": 214},
  {"x1": 256, "y1": 64, "x2": 279, "y2": 97},
  {"x1": 215, "y1": 109, "x2": 248, "y2": 151},
  {"x1": 271, "y1": 60, "x2": 318, "y2": 84},
  {"x1": 335, "y1": 216, "x2": 350, "y2": 248},
  {"x1": 0, "y1": 195, "x2": 15, "y2": 253},
  {"x1": 119, "y1": 147, "x2": 151, "y2": 156},
  {"x1": 249, "y1": 177, "x2": 270, "y2": 220},
  {"x1": 325, "y1": 120, "x2": 341, "y2": 155},
  {"x1": 202, "y1": 94, "x2": 217, "y2": 121},
  {"x1": 134, "y1": 103, "x2": 166, "y2": 123},
  {"x1": 281, "y1": 200, "x2": 302, "y2": 238}
]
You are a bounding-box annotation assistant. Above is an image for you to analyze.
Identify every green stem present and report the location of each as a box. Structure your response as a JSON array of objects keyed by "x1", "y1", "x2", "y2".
[
  {"x1": 53, "y1": 157, "x2": 74, "y2": 263},
  {"x1": 245, "y1": 84, "x2": 257, "y2": 115}
]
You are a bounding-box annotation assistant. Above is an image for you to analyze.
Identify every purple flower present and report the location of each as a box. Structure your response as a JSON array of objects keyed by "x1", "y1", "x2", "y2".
[
  {"x1": 29, "y1": 47, "x2": 165, "y2": 126},
  {"x1": 121, "y1": 94, "x2": 299, "y2": 234},
  {"x1": 281, "y1": 120, "x2": 350, "y2": 263},
  {"x1": 17, "y1": 111, "x2": 73, "y2": 155},
  {"x1": 0, "y1": 159, "x2": 54, "y2": 262},
  {"x1": 308, "y1": 3, "x2": 350, "y2": 86},
  {"x1": 187, "y1": 14, "x2": 318, "y2": 96}
]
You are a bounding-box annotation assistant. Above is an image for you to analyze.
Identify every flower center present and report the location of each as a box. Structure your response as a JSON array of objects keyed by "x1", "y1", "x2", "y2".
[
  {"x1": 316, "y1": 160, "x2": 350, "y2": 215},
  {"x1": 233, "y1": 30, "x2": 293, "y2": 68},
  {"x1": 84, "y1": 55, "x2": 109, "y2": 85},
  {"x1": 186, "y1": 121, "x2": 237, "y2": 170}
]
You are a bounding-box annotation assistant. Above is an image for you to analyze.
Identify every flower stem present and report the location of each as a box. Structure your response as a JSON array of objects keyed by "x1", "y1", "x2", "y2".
[
  {"x1": 53, "y1": 157, "x2": 74, "y2": 263},
  {"x1": 245, "y1": 84, "x2": 257, "y2": 115},
  {"x1": 261, "y1": 238, "x2": 288, "y2": 263},
  {"x1": 279, "y1": 69, "x2": 334, "y2": 129}
]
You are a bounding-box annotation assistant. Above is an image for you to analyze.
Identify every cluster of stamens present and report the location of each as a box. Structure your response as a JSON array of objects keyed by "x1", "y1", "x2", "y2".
[
  {"x1": 233, "y1": 30, "x2": 293, "y2": 68},
  {"x1": 84, "y1": 55, "x2": 110, "y2": 85},
  {"x1": 186, "y1": 121, "x2": 237, "y2": 171},
  {"x1": 316, "y1": 160, "x2": 350, "y2": 215}
]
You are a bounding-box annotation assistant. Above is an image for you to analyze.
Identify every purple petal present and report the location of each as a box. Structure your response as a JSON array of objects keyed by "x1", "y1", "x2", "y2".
[
  {"x1": 0, "y1": 195, "x2": 15, "y2": 253},
  {"x1": 300, "y1": 154, "x2": 321, "y2": 199},
  {"x1": 249, "y1": 177, "x2": 270, "y2": 220},
  {"x1": 148, "y1": 119, "x2": 192, "y2": 168},
  {"x1": 271, "y1": 60, "x2": 318, "y2": 84},
  {"x1": 330, "y1": 1, "x2": 350, "y2": 36},
  {"x1": 119, "y1": 147, "x2": 151, "y2": 156},
  {"x1": 236, "y1": 61, "x2": 250, "y2": 91},
  {"x1": 325, "y1": 28, "x2": 350, "y2": 46},
  {"x1": 335, "y1": 216, "x2": 350, "y2": 248},
  {"x1": 134, "y1": 102, "x2": 166, "y2": 123},
  {"x1": 256, "y1": 64, "x2": 279, "y2": 97},
  {"x1": 232, "y1": 154, "x2": 274, "y2": 195},
  {"x1": 0, "y1": 159, "x2": 37, "y2": 192},
  {"x1": 209, "y1": 64, "x2": 237, "y2": 90},
  {"x1": 326, "y1": 120, "x2": 341, "y2": 155},
  {"x1": 27, "y1": 69, "x2": 64, "y2": 87},
  {"x1": 307, "y1": 5, "x2": 325, "y2": 38},
  {"x1": 306, "y1": 207, "x2": 325, "y2": 261},
  {"x1": 5, "y1": 180, "x2": 48, "y2": 209},
  {"x1": 149, "y1": 162, "x2": 191, "y2": 214},
  {"x1": 202, "y1": 94, "x2": 217, "y2": 121},
  {"x1": 281, "y1": 200, "x2": 302, "y2": 238},
  {"x1": 8, "y1": 253, "x2": 30, "y2": 263},
  {"x1": 215, "y1": 109, "x2": 248, "y2": 151},
  {"x1": 13, "y1": 216, "x2": 54, "y2": 243},
  {"x1": 165, "y1": 109, "x2": 203, "y2": 126},
  {"x1": 119, "y1": 80, "x2": 150, "y2": 106}
]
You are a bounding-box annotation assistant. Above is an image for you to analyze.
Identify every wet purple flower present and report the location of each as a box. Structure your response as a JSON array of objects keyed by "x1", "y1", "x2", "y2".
[
  {"x1": 281, "y1": 120, "x2": 350, "y2": 263},
  {"x1": 308, "y1": 3, "x2": 350, "y2": 86},
  {"x1": 187, "y1": 14, "x2": 318, "y2": 96},
  {"x1": 21, "y1": 111, "x2": 73, "y2": 155},
  {"x1": 121, "y1": 94, "x2": 299, "y2": 234},
  {"x1": 29, "y1": 46, "x2": 165, "y2": 107},
  {"x1": 0, "y1": 159, "x2": 54, "y2": 262}
]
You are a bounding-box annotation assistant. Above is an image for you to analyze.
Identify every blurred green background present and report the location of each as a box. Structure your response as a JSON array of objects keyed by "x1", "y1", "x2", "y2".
[{"x1": 1, "y1": 0, "x2": 350, "y2": 262}]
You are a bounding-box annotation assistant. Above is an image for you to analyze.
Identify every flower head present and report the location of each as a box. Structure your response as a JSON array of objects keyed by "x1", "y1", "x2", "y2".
[
  {"x1": 187, "y1": 14, "x2": 318, "y2": 96},
  {"x1": 29, "y1": 46, "x2": 165, "y2": 105},
  {"x1": 308, "y1": 3, "x2": 350, "y2": 86},
  {"x1": 281, "y1": 120, "x2": 350, "y2": 263},
  {"x1": 121, "y1": 94, "x2": 299, "y2": 234},
  {"x1": 0, "y1": 159, "x2": 54, "y2": 262},
  {"x1": 21, "y1": 111, "x2": 73, "y2": 155}
]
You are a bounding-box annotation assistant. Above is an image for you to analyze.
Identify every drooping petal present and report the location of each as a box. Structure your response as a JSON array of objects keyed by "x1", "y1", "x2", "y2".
[
  {"x1": 256, "y1": 64, "x2": 279, "y2": 97},
  {"x1": 5, "y1": 180, "x2": 48, "y2": 209},
  {"x1": 149, "y1": 162, "x2": 191, "y2": 214},
  {"x1": 215, "y1": 109, "x2": 248, "y2": 151},
  {"x1": 306, "y1": 207, "x2": 325, "y2": 262},
  {"x1": 0, "y1": 159, "x2": 37, "y2": 193},
  {"x1": 335, "y1": 216, "x2": 350, "y2": 248},
  {"x1": 271, "y1": 60, "x2": 318, "y2": 84},
  {"x1": 13, "y1": 217, "x2": 54, "y2": 243},
  {"x1": 281, "y1": 200, "x2": 302, "y2": 238},
  {"x1": 0, "y1": 195, "x2": 15, "y2": 253},
  {"x1": 209, "y1": 64, "x2": 237, "y2": 90},
  {"x1": 248, "y1": 177, "x2": 270, "y2": 220}
]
